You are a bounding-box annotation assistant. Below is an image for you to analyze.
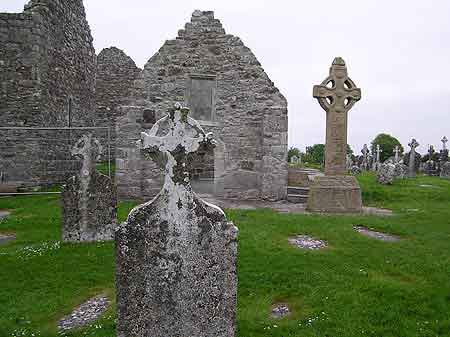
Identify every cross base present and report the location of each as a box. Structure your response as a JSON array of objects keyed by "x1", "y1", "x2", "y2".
[{"x1": 307, "y1": 176, "x2": 362, "y2": 213}]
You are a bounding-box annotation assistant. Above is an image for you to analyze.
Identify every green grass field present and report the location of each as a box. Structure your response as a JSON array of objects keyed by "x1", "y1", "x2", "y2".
[{"x1": 1, "y1": 173, "x2": 450, "y2": 337}]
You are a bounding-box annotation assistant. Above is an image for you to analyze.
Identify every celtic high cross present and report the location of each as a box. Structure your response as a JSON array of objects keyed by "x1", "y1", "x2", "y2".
[{"x1": 313, "y1": 57, "x2": 361, "y2": 176}]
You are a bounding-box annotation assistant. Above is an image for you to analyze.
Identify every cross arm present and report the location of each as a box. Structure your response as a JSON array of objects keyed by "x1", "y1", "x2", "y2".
[{"x1": 313, "y1": 85, "x2": 334, "y2": 99}]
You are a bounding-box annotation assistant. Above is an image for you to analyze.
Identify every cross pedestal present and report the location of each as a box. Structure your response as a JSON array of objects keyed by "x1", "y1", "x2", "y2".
[{"x1": 307, "y1": 58, "x2": 362, "y2": 213}]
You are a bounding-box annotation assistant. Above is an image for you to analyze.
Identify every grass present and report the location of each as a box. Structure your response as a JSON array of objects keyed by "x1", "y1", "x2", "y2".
[{"x1": 1, "y1": 173, "x2": 450, "y2": 336}]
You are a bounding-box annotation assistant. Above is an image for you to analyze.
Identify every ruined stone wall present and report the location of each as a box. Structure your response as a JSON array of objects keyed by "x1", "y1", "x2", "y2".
[
  {"x1": 95, "y1": 47, "x2": 140, "y2": 157},
  {"x1": 0, "y1": 9, "x2": 43, "y2": 127},
  {"x1": 117, "y1": 10, "x2": 288, "y2": 200},
  {"x1": 0, "y1": 0, "x2": 97, "y2": 186}
]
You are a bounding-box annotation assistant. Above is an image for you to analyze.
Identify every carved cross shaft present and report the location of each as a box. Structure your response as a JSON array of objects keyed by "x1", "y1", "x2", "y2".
[
  {"x1": 313, "y1": 57, "x2": 361, "y2": 176},
  {"x1": 71, "y1": 133, "x2": 102, "y2": 177}
]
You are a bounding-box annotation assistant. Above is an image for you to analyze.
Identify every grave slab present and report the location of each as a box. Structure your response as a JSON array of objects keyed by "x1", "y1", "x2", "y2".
[
  {"x1": 354, "y1": 226, "x2": 400, "y2": 242},
  {"x1": 58, "y1": 295, "x2": 110, "y2": 331}
]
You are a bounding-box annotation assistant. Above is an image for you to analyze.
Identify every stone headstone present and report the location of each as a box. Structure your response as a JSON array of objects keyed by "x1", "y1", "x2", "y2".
[
  {"x1": 442, "y1": 136, "x2": 448, "y2": 151},
  {"x1": 115, "y1": 103, "x2": 238, "y2": 337},
  {"x1": 307, "y1": 57, "x2": 362, "y2": 213},
  {"x1": 394, "y1": 163, "x2": 408, "y2": 179},
  {"x1": 377, "y1": 163, "x2": 396, "y2": 185},
  {"x1": 373, "y1": 144, "x2": 382, "y2": 171},
  {"x1": 361, "y1": 144, "x2": 370, "y2": 171},
  {"x1": 426, "y1": 145, "x2": 439, "y2": 176},
  {"x1": 407, "y1": 138, "x2": 419, "y2": 178},
  {"x1": 290, "y1": 155, "x2": 299, "y2": 164},
  {"x1": 350, "y1": 165, "x2": 362, "y2": 175},
  {"x1": 61, "y1": 134, "x2": 117, "y2": 242},
  {"x1": 393, "y1": 145, "x2": 401, "y2": 163},
  {"x1": 440, "y1": 162, "x2": 450, "y2": 179}
]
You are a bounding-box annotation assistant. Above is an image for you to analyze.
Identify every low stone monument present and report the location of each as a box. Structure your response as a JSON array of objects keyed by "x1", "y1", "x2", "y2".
[
  {"x1": 440, "y1": 162, "x2": 450, "y2": 179},
  {"x1": 307, "y1": 57, "x2": 362, "y2": 213},
  {"x1": 61, "y1": 134, "x2": 116, "y2": 242},
  {"x1": 115, "y1": 103, "x2": 238, "y2": 337},
  {"x1": 407, "y1": 138, "x2": 419, "y2": 178},
  {"x1": 377, "y1": 163, "x2": 396, "y2": 185},
  {"x1": 394, "y1": 162, "x2": 408, "y2": 179}
]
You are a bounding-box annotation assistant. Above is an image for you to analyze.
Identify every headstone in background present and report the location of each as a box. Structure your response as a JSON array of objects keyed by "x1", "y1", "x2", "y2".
[{"x1": 62, "y1": 134, "x2": 116, "y2": 242}]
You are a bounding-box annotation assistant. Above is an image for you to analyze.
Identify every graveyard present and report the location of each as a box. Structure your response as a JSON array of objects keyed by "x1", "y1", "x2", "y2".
[
  {"x1": 1, "y1": 173, "x2": 450, "y2": 336},
  {"x1": 2, "y1": 1, "x2": 450, "y2": 337}
]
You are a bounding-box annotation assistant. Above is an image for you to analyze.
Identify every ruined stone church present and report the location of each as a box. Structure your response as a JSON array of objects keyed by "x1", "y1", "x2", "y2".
[
  {"x1": 114, "y1": 10, "x2": 288, "y2": 201},
  {"x1": 1, "y1": 1, "x2": 288, "y2": 200}
]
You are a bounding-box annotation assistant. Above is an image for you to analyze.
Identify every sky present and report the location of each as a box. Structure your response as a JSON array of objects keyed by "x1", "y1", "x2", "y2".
[{"x1": 3, "y1": 0, "x2": 450, "y2": 155}]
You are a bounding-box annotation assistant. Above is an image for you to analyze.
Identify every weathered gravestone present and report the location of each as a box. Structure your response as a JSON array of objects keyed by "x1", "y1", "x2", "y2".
[
  {"x1": 425, "y1": 145, "x2": 438, "y2": 176},
  {"x1": 115, "y1": 103, "x2": 238, "y2": 337},
  {"x1": 439, "y1": 136, "x2": 449, "y2": 174},
  {"x1": 61, "y1": 134, "x2": 116, "y2": 242},
  {"x1": 393, "y1": 145, "x2": 401, "y2": 163},
  {"x1": 307, "y1": 57, "x2": 362, "y2": 213},
  {"x1": 361, "y1": 144, "x2": 370, "y2": 171},
  {"x1": 373, "y1": 144, "x2": 382, "y2": 171},
  {"x1": 406, "y1": 138, "x2": 420, "y2": 178},
  {"x1": 440, "y1": 162, "x2": 450, "y2": 179},
  {"x1": 377, "y1": 163, "x2": 396, "y2": 185}
]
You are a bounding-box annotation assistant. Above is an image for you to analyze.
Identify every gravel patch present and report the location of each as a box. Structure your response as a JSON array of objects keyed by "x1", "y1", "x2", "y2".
[
  {"x1": 288, "y1": 235, "x2": 327, "y2": 250},
  {"x1": 58, "y1": 295, "x2": 110, "y2": 331},
  {"x1": 354, "y1": 226, "x2": 400, "y2": 242},
  {"x1": 271, "y1": 303, "x2": 291, "y2": 319}
]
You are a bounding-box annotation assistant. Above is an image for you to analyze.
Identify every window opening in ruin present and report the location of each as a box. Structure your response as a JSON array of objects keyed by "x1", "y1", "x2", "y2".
[{"x1": 186, "y1": 74, "x2": 216, "y2": 122}]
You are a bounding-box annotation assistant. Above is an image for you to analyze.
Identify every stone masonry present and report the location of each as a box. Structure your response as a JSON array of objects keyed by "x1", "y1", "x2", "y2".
[
  {"x1": 62, "y1": 134, "x2": 116, "y2": 242},
  {"x1": 116, "y1": 103, "x2": 238, "y2": 337},
  {"x1": 116, "y1": 10, "x2": 288, "y2": 201},
  {"x1": 95, "y1": 47, "x2": 141, "y2": 157},
  {"x1": 0, "y1": 0, "x2": 97, "y2": 186}
]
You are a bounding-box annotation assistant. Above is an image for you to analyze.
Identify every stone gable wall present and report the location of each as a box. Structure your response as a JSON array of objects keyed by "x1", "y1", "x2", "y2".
[{"x1": 117, "y1": 10, "x2": 288, "y2": 200}]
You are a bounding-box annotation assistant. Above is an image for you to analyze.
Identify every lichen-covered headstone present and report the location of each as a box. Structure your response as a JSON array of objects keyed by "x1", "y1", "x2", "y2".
[
  {"x1": 441, "y1": 162, "x2": 450, "y2": 179},
  {"x1": 361, "y1": 144, "x2": 370, "y2": 171},
  {"x1": 407, "y1": 139, "x2": 420, "y2": 177},
  {"x1": 377, "y1": 163, "x2": 396, "y2": 185},
  {"x1": 115, "y1": 103, "x2": 238, "y2": 337},
  {"x1": 394, "y1": 163, "x2": 408, "y2": 179},
  {"x1": 61, "y1": 134, "x2": 116, "y2": 242}
]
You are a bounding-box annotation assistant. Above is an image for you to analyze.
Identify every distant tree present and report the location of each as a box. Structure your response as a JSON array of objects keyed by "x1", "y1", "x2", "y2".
[
  {"x1": 305, "y1": 143, "x2": 354, "y2": 164},
  {"x1": 371, "y1": 133, "x2": 404, "y2": 162},
  {"x1": 287, "y1": 147, "x2": 301, "y2": 163},
  {"x1": 347, "y1": 144, "x2": 354, "y2": 157},
  {"x1": 306, "y1": 144, "x2": 325, "y2": 164}
]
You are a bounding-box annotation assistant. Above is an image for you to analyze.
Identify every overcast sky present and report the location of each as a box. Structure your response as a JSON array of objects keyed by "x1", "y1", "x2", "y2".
[{"x1": 3, "y1": 0, "x2": 450, "y2": 155}]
